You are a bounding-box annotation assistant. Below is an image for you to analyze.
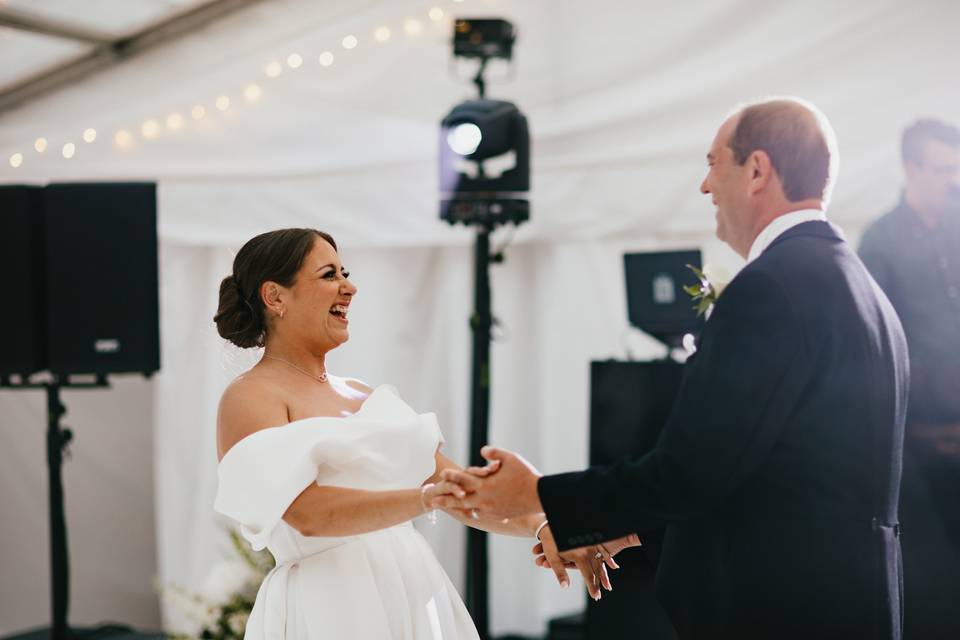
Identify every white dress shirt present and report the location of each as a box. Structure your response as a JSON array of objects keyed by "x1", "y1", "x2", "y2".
[{"x1": 746, "y1": 208, "x2": 827, "y2": 263}]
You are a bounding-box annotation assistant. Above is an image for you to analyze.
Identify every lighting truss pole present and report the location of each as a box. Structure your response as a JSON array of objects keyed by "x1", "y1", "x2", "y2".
[
  {"x1": 466, "y1": 222, "x2": 496, "y2": 640},
  {"x1": 442, "y1": 23, "x2": 527, "y2": 636},
  {"x1": 464, "y1": 55, "x2": 500, "y2": 640}
]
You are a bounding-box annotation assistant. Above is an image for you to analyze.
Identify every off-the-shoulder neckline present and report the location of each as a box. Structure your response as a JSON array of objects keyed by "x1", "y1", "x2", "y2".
[{"x1": 218, "y1": 384, "x2": 394, "y2": 466}]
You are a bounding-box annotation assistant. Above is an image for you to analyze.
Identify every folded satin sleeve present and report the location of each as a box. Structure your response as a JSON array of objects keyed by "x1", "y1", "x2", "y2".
[{"x1": 213, "y1": 385, "x2": 445, "y2": 550}]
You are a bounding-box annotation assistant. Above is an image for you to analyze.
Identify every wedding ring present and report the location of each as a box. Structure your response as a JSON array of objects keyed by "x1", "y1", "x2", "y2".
[{"x1": 595, "y1": 551, "x2": 603, "y2": 559}]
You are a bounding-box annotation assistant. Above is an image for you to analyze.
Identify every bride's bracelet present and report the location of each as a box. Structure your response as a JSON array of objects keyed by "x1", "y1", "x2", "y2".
[
  {"x1": 534, "y1": 520, "x2": 549, "y2": 541},
  {"x1": 420, "y1": 484, "x2": 438, "y2": 525}
]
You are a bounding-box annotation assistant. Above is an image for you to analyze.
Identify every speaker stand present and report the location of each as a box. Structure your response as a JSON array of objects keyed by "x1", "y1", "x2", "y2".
[{"x1": 1, "y1": 374, "x2": 109, "y2": 640}]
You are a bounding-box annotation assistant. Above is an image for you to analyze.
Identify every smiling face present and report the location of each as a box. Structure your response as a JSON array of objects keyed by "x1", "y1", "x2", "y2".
[
  {"x1": 267, "y1": 236, "x2": 357, "y2": 353},
  {"x1": 700, "y1": 115, "x2": 754, "y2": 255}
]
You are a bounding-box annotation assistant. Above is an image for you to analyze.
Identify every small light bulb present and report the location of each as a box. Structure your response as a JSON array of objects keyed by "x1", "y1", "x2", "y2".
[
  {"x1": 34, "y1": 137, "x2": 47, "y2": 153},
  {"x1": 215, "y1": 95, "x2": 230, "y2": 111},
  {"x1": 141, "y1": 119, "x2": 160, "y2": 139},
  {"x1": 342, "y1": 35, "x2": 358, "y2": 50},
  {"x1": 318, "y1": 51, "x2": 334, "y2": 67},
  {"x1": 265, "y1": 61, "x2": 283, "y2": 78},
  {"x1": 62, "y1": 143, "x2": 75, "y2": 159},
  {"x1": 10, "y1": 152, "x2": 23, "y2": 168},
  {"x1": 191, "y1": 104, "x2": 206, "y2": 120},
  {"x1": 82, "y1": 128, "x2": 97, "y2": 143},
  {"x1": 115, "y1": 130, "x2": 133, "y2": 148},
  {"x1": 429, "y1": 7, "x2": 444, "y2": 21},
  {"x1": 287, "y1": 53, "x2": 303, "y2": 69},
  {"x1": 166, "y1": 113, "x2": 184, "y2": 130},
  {"x1": 244, "y1": 84, "x2": 262, "y2": 102},
  {"x1": 374, "y1": 26, "x2": 391, "y2": 42},
  {"x1": 447, "y1": 123, "x2": 483, "y2": 156},
  {"x1": 404, "y1": 19, "x2": 422, "y2": 35}
]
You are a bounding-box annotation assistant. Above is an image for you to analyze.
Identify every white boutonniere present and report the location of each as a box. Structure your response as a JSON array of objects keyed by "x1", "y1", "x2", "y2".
[{"x1": 684, "y1": 264, "x2": 730, "y2": 318}]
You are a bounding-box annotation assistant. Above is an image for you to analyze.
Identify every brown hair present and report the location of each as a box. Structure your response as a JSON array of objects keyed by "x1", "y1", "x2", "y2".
[
  {"x1": 213, "y1": 228, "x2": 337, "y2": 348},
  {"x1": 729, "y1": 98, "x2": 836, "y2": 203},
  {"x1": 901, "y1": 118, "x2": 960, "y2": 165}
]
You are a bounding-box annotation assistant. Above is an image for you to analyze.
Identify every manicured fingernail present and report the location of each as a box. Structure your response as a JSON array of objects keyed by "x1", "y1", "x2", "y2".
[{"x1": 561, "y1": 580, "x2": 569, "y2": 589}]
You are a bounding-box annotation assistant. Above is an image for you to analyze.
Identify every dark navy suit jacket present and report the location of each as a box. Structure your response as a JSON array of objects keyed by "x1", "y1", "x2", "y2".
[{"x1": 539, "y1": 221, "x2": 909, "y2": 639}]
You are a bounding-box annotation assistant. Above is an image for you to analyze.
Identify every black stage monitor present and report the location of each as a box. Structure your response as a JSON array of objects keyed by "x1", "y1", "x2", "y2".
[{"x1": 624, "y1": 249, "x2": 704, "y2": 347}]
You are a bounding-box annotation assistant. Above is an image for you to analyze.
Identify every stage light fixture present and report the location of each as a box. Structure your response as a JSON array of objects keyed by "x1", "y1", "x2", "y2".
[
  {"x1": 453, "y1": 18, "x2": 516, "y2": 60},
  {"x1": 439, "y1": 98, "x2": 529, "y2": 225}
]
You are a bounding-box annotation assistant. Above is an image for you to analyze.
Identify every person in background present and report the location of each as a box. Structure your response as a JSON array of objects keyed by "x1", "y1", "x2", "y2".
[{"x1": 858, "y1": 118, "x2": 960, "y2": 639}]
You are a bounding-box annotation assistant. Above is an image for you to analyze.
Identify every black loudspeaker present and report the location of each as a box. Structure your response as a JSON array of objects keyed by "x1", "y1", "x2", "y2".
[
  {"x1": 42, "y1": 183, "x2": 160, "y2": 375},
  {"x1": 0, "y1": 185, "x2": 47, "y2": 376},
  {"x1": 584, "y1": 359, "x2": 685, "y2": 640}
]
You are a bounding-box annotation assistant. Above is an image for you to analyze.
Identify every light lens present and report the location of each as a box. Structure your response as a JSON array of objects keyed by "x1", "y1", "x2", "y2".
[{"x1": 446, "y1": 123, "x2": 482, "y2": 156}]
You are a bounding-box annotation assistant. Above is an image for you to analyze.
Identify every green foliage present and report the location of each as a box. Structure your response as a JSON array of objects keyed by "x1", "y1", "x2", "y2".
[{"x1": 684, "y1": 264, "x2": 719, "y2": 317}]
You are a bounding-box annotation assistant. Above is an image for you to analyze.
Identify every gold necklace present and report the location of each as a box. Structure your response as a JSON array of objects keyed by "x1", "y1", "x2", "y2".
[{"x1": 264, "y1": 354, "x2": 328, "y2": 383}]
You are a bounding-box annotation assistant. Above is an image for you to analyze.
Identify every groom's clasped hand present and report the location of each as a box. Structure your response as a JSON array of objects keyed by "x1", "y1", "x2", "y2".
[{"x1": 436, "y1": 446, "x2": 642, "y2": 601}]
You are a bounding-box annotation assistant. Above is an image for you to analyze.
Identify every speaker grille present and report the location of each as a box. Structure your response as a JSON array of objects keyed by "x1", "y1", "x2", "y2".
[{"x1": 43, "y1": 183, "x2": 160, "y2": 375}]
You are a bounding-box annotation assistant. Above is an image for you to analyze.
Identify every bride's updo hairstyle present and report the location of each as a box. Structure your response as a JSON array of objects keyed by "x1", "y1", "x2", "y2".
[{"x1": 214, "y1": 228, "x2": 337, "y2": 348}]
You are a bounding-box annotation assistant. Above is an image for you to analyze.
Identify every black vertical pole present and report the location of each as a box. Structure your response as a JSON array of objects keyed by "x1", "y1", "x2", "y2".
[
  {"x1": 466, "y1": 226, "x2": 492, "y2": 639},
  {"x1": 46, "y1": 381, "x2": 71, "y2": 640}
]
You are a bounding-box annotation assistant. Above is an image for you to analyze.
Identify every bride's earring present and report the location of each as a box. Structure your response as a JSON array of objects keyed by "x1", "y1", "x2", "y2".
[{"x1": 278, "y1": 308, "x2": 285, "y2": 319}]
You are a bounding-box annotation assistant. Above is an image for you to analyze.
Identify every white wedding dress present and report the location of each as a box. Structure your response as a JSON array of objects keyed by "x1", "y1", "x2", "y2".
[{"x1": 214, "y1": 385, "x2": 480, "y2": 640}]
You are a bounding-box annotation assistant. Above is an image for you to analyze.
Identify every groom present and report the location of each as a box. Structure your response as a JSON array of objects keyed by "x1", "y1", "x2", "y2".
[{"x1": 441, "y1": 98, "x2": 909, "y2": 639}]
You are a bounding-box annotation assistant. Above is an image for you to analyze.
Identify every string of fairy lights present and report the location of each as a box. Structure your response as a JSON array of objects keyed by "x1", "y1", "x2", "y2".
[{"x1": 5, "y1": 0, "x2": 466, "y2": 170}]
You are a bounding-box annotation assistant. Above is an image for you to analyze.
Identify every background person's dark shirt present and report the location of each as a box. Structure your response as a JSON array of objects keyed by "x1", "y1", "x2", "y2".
[{"x1": 859, "y1": 199, "x2": 960, "y2": 425}]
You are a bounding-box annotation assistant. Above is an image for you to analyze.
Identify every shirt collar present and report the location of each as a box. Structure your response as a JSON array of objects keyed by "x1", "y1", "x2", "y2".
[{"x1": 747, "y1": 208, "x2": 827, "y2": 263}]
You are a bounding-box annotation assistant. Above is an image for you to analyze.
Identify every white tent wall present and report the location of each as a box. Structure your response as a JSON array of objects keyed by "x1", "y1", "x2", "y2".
[
  {"x1": 0, "y1": 379, "x2": 160, "y2": 635},
  {"x1": 2, "y1": 0, "x2": 960, "y2": 636}
]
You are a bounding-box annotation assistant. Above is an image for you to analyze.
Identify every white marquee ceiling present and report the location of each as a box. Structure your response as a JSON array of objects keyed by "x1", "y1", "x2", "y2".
[
  {"x1": 0, "y1": 0, "x2": 958, "y2": 248},
  {"x1": 0, "y1": 0, "x2": 209, "y2": 91}
]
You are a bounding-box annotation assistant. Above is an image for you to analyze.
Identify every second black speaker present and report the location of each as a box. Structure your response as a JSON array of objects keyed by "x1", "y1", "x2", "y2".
[{"x1": 43, "y1": 182, "x2": 160, "y2": 375}]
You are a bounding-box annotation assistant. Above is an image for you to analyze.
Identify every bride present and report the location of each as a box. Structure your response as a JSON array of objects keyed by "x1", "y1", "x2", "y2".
[{"x1": 212, "y1": 228, "x2": 632, "y2": 639}]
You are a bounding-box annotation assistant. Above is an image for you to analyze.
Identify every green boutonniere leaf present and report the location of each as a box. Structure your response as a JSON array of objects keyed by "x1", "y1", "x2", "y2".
[{"x1": 685, "y1": 263, "x2": 721, "y2": 318}]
